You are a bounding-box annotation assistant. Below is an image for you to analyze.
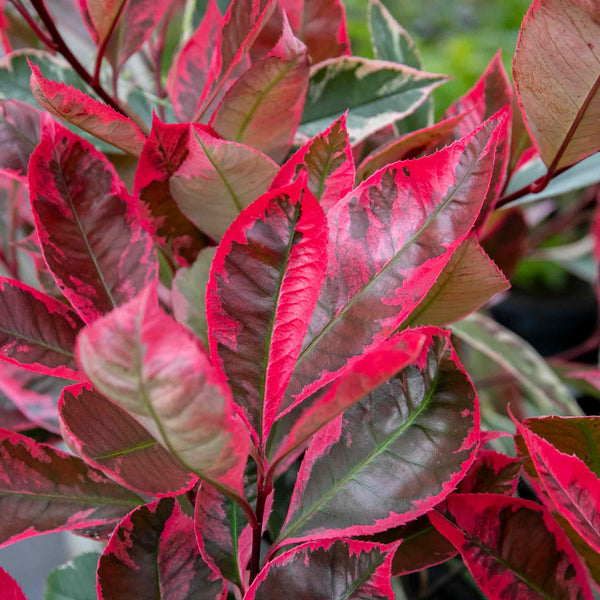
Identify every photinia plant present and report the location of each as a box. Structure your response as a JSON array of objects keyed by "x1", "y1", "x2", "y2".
[{"x1": 0, "y1": 0, "x2": 598, "y2": 598}]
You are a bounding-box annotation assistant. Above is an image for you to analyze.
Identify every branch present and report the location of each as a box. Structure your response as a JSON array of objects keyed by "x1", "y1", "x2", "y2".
[{"x1": 7, "y1": 0, "x2": 56, "y2": 49}]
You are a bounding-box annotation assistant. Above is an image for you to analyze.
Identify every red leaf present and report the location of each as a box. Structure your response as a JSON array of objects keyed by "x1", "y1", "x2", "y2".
[
  {"x1": 133, "y1": 117, "x2": 208, "y2": 266},
  {"x1": 211, "y1": 16, "x2": 309, "y2": 162},
  {"x1": 281, "y1": 109, "x2": 509, "y2": 413},
  {"x1": 459, "y1": 450, "x2": 522, "y2": 496},
  {"x1": 275, "y1": 330, "x2": 480, "y2": 546},
  {"x1": 430, "y1": 494, "x2": 593, "y2": 600},
  {"x1": 77, "y1": 285, "x2": 250, "y2": 495},
  {"x1": 0, "y1": 429, "x2": 141, "y2": 548},
  {"x1": 246, "y1": 539, "x2": 394, "y2": 600},
  {"x1": 206, "y1": 178, "x2": 327, "y2": 446},
  {"x1": 167, "y1": 0, "x2": 224, "y2": 122},
  {"x1": 28, "y1": 116, "x2": 158, "y2": 323},
  {"x1": 194, "y1": 0, "x2": 277, "y2": 120},
  {"x1": 519, "y1": 420, "x2": 600, "y2": 553},
  {"x1": 98, "y1": 498, "x2": 225, "y2": 600},
  {"x1": 80, "y1": 0, "x2": 171, "y2": 72},
  {"x1": 270, "y1": 114, "x2": 354, "y2": 211},
  {"x1": 169, "y1": 124, "x2": 278, "y2": 242},
  {"x1": 59, "y1": 383, "x2": 197, "y2": 497},
  {"x1": 0, "y1": 567, "x2": 28, "y2": 600},
  {"x1": 29, "y1": 62, "x2": 146, "y2": 156},
  {"x1": 0, "y1": 277, "x2": 84, "y2": 380},
  {"x1": 0, "y1": 100, "x2": 40, "y2": 182},
  {"x1": 270, "y1": 329, "x2": 425, "y2": 468}
]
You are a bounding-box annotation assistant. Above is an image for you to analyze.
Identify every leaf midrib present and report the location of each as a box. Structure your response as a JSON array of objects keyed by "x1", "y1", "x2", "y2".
[
  {"x1": 0, "y1": 324, "x2": 75, "y2": 358},
  {"x1": 0, "y1": 489, "x2": 140, "y2": 507}
]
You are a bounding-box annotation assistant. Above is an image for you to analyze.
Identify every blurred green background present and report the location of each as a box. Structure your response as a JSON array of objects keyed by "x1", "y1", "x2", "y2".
[{"x1": 344, "y1": 0, "x2": 531, "y2": 115}]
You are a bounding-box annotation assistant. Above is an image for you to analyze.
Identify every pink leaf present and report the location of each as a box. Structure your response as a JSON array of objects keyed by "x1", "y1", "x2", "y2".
[
  {"x1": 246, "y1": 539, "x2": 394, "y2": 600},
  {"x1": 211, "y1": 16, "x2": 309, "y2": 162},
  {"x1": 0, "y1": 429, "x2": 141, "y2": 548},
  {"x1": 169, "y1": 125, "x2": 278, "y2": 242},
  {"x1": 281, "y1": 109, "x2": 509, "y2": 413},
  {"x1": 98, "y1": 498, "x2": 225, "y2": 600},
  {"x1": 430, "y1": 493, "x2": 593, "y2": 600},
  {"x1": 29, "y1": 62, "x2": 146, "y2": 156},
  {"x1": 77, "y1": 285, "x2": 250, "y2": 495},
  {"x1": 275, "y1": 330, "x2": 480, "y2": 546},
  {"x1": 28, "y1": 116, "x2": 158, "y2": 323},
  {"x1": 167, "y1": 0, "x2": 224, "y2": 122},
  {"x1": 270, "y1": 114, "x2": 354, "y2": 211},
  {"x1": 206, "y1": 177, "x2": 327, "y2": 446},
  {"x1": 0, "y1": 277, "x2": 84, "y2": 380},
  {"x1": 0, "y1": 99, "x2": 41, "y2": 182},
  {"x1": 133, "y1": 117, "x2": 208, "y2": 266},
  {"x1": 0, "y1": 567, "x2": 28, "y2": 600},
  {"x1": 59, "y1": 383, "x2": 197, "y2": 497}
]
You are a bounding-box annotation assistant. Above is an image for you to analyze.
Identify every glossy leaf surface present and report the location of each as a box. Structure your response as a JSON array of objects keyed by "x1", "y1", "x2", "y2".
[
  {"x1": 169, "y1": 125, "x2": 278, "y2": 241},
  {"x1": 0, "y1": 99, "x2": 40, "y2": 181},
  {"x1": 172, "y1": 247, "x2": 216, "y2": 347},
  {"x1": 402, "y1": 237, "x2": 509, "y2": 328},
  {"x1": 77, "y1": 285, "x2": 250, "y2": 494},
  {"x1": 29, "y1": 63, "x2": 146, "y2": 156},
  {"x1": 207, "y1": 179, "x2": 327, "y2": 444},
  {"x1": 452, "y1": 313, "x2": 581, "y2": 416},
  {"x1": 246, "y1": 539, "x2": 394, "y2": 600},
  {"x1": 0, "y1": 429, "x2": 141, "y2": 548},
  {"x1": 284, "y1": 113, "x2": 507, "y2": 409},
  {"x1": 513, "y1": 0, "x2": 600, "y2": 169},
  {"x1": 98, "y1": 497, "x2": 224, "y2": 600},
  {"x1": 276, "y1": 331, "x2": 479, "y2": 546},
  {"x1": 133, "y1": 118, "x2": 207, "y2": 266},
  {"x1": 299, "y1": 57, "x2": 447, "y2": 144},
  {"x1": 430, "y1": 494, "x2": 593, "y2": 600},
  {"x1": 270, "y1": 114, "x2": 353, "y2": 212},
  {"x1": 211, "y1": 19, "x2": 309, "y2": 162},
  {"x1": 194, "y1": 482, "x2": 248, "y2": 587},
  {"x1": 59, "y1": 383, "x2": 196, "y2": 497},
  {"x1": 28, "y1": 118, "x2": 157, "y2": 323},
  {"x1": 0, "y1": 277, "x2": 83, "y2": 380}
]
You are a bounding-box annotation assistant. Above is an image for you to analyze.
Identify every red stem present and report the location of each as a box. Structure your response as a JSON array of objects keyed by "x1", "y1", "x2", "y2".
[
  {"x1": 7, "y1": 0, "x2": 56, "y2": 49},
  {"x1": 92, "y1": 0, "x2": 127, "y2": 87},
  {"x1": 248, "y1": 460, "x2": 273, "y2": 584}
]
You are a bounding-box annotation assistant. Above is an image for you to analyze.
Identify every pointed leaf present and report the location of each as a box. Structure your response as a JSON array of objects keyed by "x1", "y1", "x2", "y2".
[
  {"x1": 59, "y1": 383, "x2": 196, "y2": 497},
  {"x1": 458, "y1": 450, "x2": 522, "y2": 496},
  {"x1": 98, "y1": 498, "x2": 225, "y2": 600},
  {"x1": 194, "y1": 482, "x2": 248, "y2": 587},
  {"x1": 28, "y1": 117, "x2": 158, "y2": 323},
  {"x1": 0, "y1": 99, "x2": 40, "y2": 181},
  {"x1": 299, "y1": 57, "x2": 448, "y2": 144},
  {"x1": 77, "y1": 285, "x2": 250, "y2": 494},
  {"x1": 513, "y1": 0, "x2": 600, "y2": 169},
  {"x1": 167, "y1": 0, "x2": 224, "y2": 122},
  {"x1": 452, "y1": 312, "x2": 582, "y2": 416},
  {"x1": 211, "y1": 18, "x2": 309, "y2": 162},
  {"x1": 29, "y1": 63, "x2": 146, "y2": 156},
  {"x1": 430, "y1": 494, "x2": 593, "y2": 600},
  {"x1": 133, "y1": 118, "x2": 208, "y2": 266},
  {"x1": 0, "y1": 277, "x2": 84, "y2": 380},
  {"x1": 284, "y1": 112, "x2": 508, "y2": 410},
  {"x1": 0, "y1": 429, "x2": 141, "y2": 548},
  {"x1": 207, "y1": 178, "x2": 327, "y2": 444},
  {"x1": 518, "y1": 417, "x2": 600, "y2": 553},
  {"x1": 81, "y1": 0, "x2": 171, "y2": 72},
  {"x1": 44, "y1": 553, "x2": 100, "y2": 600},
  {"x1": 172, "y1": 247, "x2": 217, "y2": 346},
  {"x1": 368, "y1": 0, "x2": 420, "y2": 67},
  {"x1": 246, "y1": 539, "x2": 394, "y2": 600},
  {"x1": 271, "y1": 330, "x2": 425, "y2": 468},
  {"x1": 355, "y1": 112, "x2": 466, "y2": 183},
  {"x1": 275, "y1": 330, "x2": 479, "y2": 546},
  {"x1": 270, "y1": 114, "x2": 354, "y2": 211},
  {"x1": 169, "y1": 125, "x2": 278, "y2": 241},
  {"x1": 0, "y1": 567, "x2": 28, "y2": 600},
  {"x1": 403, "y1": 237, "x2": 509, "y2": 328}
]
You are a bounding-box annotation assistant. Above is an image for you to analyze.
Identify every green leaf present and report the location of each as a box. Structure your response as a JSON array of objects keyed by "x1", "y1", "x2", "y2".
[
  {"x1": 299, "y1": 57, "x2": 446, "y2": 145},
  {"x1": 45, "y1": 553, "x2": 100, "y2": 600}
]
